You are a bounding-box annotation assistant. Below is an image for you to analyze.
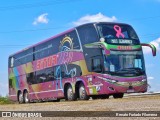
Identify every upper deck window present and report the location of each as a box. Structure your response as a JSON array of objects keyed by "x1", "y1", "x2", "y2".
[
  {"x1": 77, "y1": 24, "x2": 99, "y2": 45},
  {"x1": 97, "y1": 24, "x2": 140, "y2": 45}
]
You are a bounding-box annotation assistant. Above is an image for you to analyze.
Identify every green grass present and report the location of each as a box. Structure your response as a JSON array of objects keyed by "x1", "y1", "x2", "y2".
[{"x1": 0, "y1": 97, "x2": 13, "y2": 104}]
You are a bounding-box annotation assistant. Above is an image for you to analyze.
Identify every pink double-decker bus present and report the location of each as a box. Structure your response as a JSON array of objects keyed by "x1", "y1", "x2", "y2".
[{"x1": 8, "y1": 22, "x2": 156, "y2": 103}]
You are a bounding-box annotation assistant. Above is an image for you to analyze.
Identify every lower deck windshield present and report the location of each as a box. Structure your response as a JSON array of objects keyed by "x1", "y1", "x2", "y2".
[{"x1": 104, "y1": 50, "x2": 145, "y2": 76}]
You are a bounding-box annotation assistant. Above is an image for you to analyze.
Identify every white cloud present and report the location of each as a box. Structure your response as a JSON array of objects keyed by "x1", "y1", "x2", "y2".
[
  {"x1": 73, "y1": 13, "x2": 117, "y2": 26},
  {"x1": 33, "y1": 13, "x2": 49, "y2": 25},
  {"x1": 142, "y1": 37, "x2": 160, "y2": 54},
  {"x1": 147, "y1": 76, "x2": 154, "y2": 80}
]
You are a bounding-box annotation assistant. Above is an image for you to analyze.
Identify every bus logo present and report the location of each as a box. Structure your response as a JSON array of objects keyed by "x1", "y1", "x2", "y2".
[{"x1": 2, "y1": 112, "x2": 11, "y2": 117}]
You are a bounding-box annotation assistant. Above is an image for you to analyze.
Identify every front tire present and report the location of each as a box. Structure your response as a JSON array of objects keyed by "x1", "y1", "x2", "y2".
[
  {"x1": 23, "y1": 91, "x2": 29, "y2": 103},
  {"x1": 101, "y1": 95, "x2": 109, "y2": 99},
  {"x1": 113, "y1": 93, "x2": 124, "y2": 99},
  {"x1": 79, "y1": 83, "x2": 89, "y2": 100}
]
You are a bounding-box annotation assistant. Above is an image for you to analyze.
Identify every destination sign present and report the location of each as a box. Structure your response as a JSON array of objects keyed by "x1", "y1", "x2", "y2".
[{"x1": 111, "y1": 39, "x2": 133, "y2": 44}]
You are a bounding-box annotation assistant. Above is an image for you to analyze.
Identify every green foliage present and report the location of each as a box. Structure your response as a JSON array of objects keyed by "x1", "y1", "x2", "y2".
[{"x1": 0, "y1": 96, "x2": 13, "y2": 104}]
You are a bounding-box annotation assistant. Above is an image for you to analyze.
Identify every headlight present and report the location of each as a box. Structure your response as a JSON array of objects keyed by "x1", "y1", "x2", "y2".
[
  {"x1": 104, "y1": 78, "x2": 117, "y2": 83},
  {"x1": 116, "y1": 82, "x2": 129, "y2": 86},
  {"x1": 97, "y1": 76, "x2": 117, "y2": 83},
  {"x1": 111, "y1": 80, "x2": 117, "y2": 83}
]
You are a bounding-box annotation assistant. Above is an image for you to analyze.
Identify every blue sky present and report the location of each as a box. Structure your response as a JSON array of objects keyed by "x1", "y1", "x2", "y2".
[{"x1": 0, "y1": 0, "x2": 160, "y2": 96}]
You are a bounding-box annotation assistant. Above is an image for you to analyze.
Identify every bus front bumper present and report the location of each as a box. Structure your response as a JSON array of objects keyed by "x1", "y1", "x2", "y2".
[{"x1": 105, "y1": 80, "x2": 148, "y2": 94}]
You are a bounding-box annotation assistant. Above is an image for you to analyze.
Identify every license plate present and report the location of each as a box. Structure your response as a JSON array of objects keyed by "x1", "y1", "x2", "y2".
[{"x1": 127, "y1": 89, "x2": 134, "y2": 93}]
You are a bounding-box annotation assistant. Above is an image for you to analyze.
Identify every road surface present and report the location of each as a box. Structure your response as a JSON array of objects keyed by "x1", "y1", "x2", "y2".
[{"x1": 0, "y1": 94, "x2": 160, "y2": 120}]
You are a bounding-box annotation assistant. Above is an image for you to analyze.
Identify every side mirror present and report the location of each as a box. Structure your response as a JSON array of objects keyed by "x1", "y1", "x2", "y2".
[{"x1": 141, "y1": 43, "x2": 156, "y2": 56}]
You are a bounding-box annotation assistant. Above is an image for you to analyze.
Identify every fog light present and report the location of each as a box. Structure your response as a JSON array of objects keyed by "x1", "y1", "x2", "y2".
[{"x1": 108, "y1": 87, "x2": 115, "y2": 91}]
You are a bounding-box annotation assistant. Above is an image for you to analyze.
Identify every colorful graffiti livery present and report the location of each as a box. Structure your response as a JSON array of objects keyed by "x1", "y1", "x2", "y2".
[{"x1": 8, "y1": 22, "x2": 156, "y2": 103}]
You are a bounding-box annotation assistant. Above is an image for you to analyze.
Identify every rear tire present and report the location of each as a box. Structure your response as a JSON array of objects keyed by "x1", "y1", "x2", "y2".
[
  {"x1": 23, "y1": 91, "x2": 29, "y2": 103},
  {"x1": 79, "y1": 83, "x2": 89, "y2": 100},
  {"x1": 18, "y1": 92, "x2": 23, "y2": 104},
  {"x1": 113, "y1": 93, "x2": 124, "y2": 99},
  {"x1": 66, "y1": 85, "x2": 77, "y2": 101}
]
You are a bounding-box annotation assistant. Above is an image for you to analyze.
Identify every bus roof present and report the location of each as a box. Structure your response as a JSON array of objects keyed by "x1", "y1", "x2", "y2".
[
  {"x1": 76, "y1": 22, "x2": 130, "y2": 28},
  {"x1": 9, "y1": 22, "x2": 129, "y2": 57}
]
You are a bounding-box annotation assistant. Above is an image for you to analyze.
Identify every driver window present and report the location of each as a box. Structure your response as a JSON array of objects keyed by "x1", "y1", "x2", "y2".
[{"x1": 92, "y1": 58, "x2": 102, "y2": 73}]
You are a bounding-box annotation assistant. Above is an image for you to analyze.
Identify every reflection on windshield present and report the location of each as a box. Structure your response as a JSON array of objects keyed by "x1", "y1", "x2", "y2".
[{"x1": 104, "y1": 51, "x2": 145, "y2": 76}]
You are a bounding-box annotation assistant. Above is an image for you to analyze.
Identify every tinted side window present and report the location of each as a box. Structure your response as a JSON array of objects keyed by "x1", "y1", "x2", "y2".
[
  {"x1": 52, "y1": 37, "x2": 61, "y2": 54},
  {"x1": 34, "y1": 40, "x2": 55, "y2": 60},
  {"x1": 59, "y1": 30, "x2": 80, "y2": 52},
  {"x1": 65, "y1": 64, "x2": 82, "y2": 77},
  {"x1": 66, "y1": 30, "x2": 80, "y2": 50},
  {"x1": 27, "y1": 72, "x2": 35, "y2": 84},
  {"x1": 77, "y1": 24, "x2": 99, "y2": 45},
  {"x1": 34, "y1": 67, "x2": 54, "y2": 84},
  {"x1": 36, "y1": 69, "x2": 47, "y2": 83},
  {"x1": 23, "y1": 48, "x2": 33, "y2": 64},
  {"x1": 45, "y1": 67, "x2": 55, "y2": 81},
  {"x1": 54, "y1": 64, "x2": 82, "y2": 80},
  {"x1": 13, "y1": 54, "x2": 19, "y2": 66},
  {"x1": 13, "y1": 48, "x2": 33, "y2": 67}
]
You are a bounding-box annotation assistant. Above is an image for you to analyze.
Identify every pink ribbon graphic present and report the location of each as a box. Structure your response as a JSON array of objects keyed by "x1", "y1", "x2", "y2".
[{"x1": 114, "y1": 25, "x2": 125, "y2": 38}]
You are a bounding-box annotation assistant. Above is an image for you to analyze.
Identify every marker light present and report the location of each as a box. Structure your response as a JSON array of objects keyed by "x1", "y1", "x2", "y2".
[{"x1": 88, "y1": 77, "x2": 92, "y2": 81}]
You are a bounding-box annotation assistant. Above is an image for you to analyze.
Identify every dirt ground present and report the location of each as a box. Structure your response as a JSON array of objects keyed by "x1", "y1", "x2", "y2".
[{"x1": 0, "y1": 95, "x2": 160, "y2": 120}]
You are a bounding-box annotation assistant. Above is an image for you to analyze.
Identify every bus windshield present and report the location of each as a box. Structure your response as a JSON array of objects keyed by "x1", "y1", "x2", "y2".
[
  {"x1": 104, "y1": 51, "x2": 145, "y2": 76},
  {"x1": 97, "y1": 24, "x2": 140, "y2": 45}
]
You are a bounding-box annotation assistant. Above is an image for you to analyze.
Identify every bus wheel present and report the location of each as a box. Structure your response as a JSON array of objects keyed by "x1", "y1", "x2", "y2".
[
  {"x1": 53, "y1": 99, "x2": 60, "y2": 102},
  {"x1": 67, "y1": 85, "x2": 76, "y2": 101},
  {"x1": 92, "y1": 96, "x2": 98, "y2": 100},
  {"x1": 23, "y1": 91, "x2": 29, "y2": 103},
  {"x1": 113, "y1": 93, "x2": 124, "y2": 99},
  {"x1": 79, "y1": 83, "x2": 89, "y2": 100},
  {"x1": 101, "y1": 95, "x2": 109, "y2": 99},
  {"x1": 18, "y1": 92, "x2": 23, "y2": 104}
]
